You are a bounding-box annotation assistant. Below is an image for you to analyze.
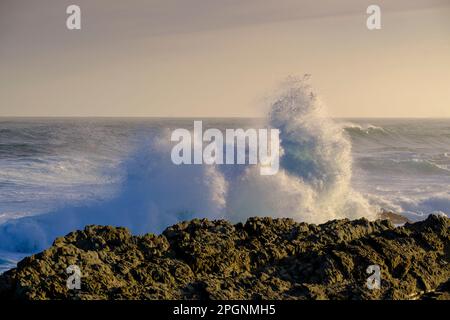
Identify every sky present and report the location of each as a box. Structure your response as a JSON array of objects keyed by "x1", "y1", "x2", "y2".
[{"x1": 0, "y1": 0, "x2": 449, "y2": 118}]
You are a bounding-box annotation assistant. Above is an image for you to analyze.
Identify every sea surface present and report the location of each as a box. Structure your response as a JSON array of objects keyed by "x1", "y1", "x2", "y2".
[{"x1": 0, "y1": 117, "x2": 449, "y2": 273}]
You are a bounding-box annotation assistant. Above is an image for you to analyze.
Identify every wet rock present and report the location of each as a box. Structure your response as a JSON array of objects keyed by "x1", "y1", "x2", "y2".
[
  {"x1": 378, "y1": 210, "x2": 411, "y2": 225},
  {"x1": 0, "y1": 215, "x2": 448, "y2": 300}
]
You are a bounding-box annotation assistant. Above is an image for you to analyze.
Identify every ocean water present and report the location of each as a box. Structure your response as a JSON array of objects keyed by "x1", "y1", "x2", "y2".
[
  {"x1": 0, "y1": 84, "x2": 449, "y2": 273},
  {"x1": 346, "y1": 119, "x2": 450, "y2": 220}
]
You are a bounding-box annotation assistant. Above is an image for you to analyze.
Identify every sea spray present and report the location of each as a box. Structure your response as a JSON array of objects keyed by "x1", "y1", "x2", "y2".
[
  {"x1": 0, "y1": 76, "x2": 376, "y2": 254},
  {"x1": 170, "y1": 120, "x2": 281, "y2": 175},
  {"x1": 226, "y1": 76, "x2": 375, "y2": 222}
]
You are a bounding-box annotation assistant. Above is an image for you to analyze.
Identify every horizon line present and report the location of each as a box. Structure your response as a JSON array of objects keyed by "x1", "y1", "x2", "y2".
[{"x1": 1, "y1": 116, "x2": 450, "y2": 120}]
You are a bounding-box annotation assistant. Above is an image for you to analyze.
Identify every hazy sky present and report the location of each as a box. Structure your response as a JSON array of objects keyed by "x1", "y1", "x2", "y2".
[{"x1": 1, "y1": 0, "x2": 449, "y2": 117}]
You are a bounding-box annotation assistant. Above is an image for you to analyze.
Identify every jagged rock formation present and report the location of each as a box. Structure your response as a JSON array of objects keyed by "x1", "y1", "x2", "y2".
[
  {"x1": 379, "y1": 210, "x2": 411, "y2": 225},
  {"x1": 0, "y1": 215, "x2": 448, "y2": 300}
]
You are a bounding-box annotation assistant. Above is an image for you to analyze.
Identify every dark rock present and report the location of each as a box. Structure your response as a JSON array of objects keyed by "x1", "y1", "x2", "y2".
[
  {"x1": 378, "y1": 210, "x2": 411, "y2": 225},
  {"x1": 0, "y1": 215, "x2": 448, "y2": 300}
]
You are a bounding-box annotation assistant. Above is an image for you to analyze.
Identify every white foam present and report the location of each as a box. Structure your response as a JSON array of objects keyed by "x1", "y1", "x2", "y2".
[{"x1": 0, "y1": 76, "x2": 386, "y2": 253}]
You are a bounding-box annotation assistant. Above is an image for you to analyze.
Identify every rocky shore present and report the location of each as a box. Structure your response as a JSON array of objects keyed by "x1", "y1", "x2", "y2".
[{"x1": 0, "y1": 214, "x2": 448, "y2": 300}]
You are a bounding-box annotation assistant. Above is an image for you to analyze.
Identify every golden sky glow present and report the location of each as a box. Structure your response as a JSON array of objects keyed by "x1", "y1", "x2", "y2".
[{"x1": 1, "y1": 0, "x2": 449, "y2": 117}]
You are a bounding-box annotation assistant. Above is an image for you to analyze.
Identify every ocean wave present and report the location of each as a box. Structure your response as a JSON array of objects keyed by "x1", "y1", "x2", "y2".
[
  {"x1": 365, "y1": 192, "x2": 450, "y2": 222},
  {"x1": 0, "y1": 122, "x2": 138, "y2": 222},
  {"x1": 342, "y1": 122, "x2": 387, "y2": 135},
  {"x1": 356, "y1": 157, "x2": 450, "y2": 176},
  {"x1": 0, "y1": 76, "x2": 376, "y2": 253},
  {"x1": 0, "y1": 250, "x2": 27, "y2": 274}
]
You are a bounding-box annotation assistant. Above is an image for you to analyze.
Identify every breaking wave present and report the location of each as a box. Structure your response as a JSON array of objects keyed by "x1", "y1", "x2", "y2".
[
  {"x1": 342, "y1": 122, "x2": 387, "y2": 135},
  {"x1": 357, "y1": 158, "x2": 450, "y2": 176},
  {"x1": 0, "y1": 76, "x2": 377, "y2": 253}
]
